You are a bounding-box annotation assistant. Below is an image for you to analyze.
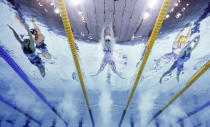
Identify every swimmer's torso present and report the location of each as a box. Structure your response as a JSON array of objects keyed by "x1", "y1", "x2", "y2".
[
  {"x1": 103, "y1": 42, "x2": 113, "y2": 55},
  {"x1": 173, "y1": 39, "x2": 188, "y2": 55},
  {"x1": 34, "y1": 32, "x2": 44, "y2": 43}
]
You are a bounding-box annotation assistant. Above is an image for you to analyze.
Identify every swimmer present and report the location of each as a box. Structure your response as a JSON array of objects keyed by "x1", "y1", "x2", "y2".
[
  {"x1": 160, "y1": 35, "x2": 200, "y2": 83},
  {"x1": 91, "y1": 23, "x2": 124, "y2": 79},
  {"x1": 136, "y1": 30, "x2": 151, "y2": 67},
  {"x1": 156, "y1": 23, "x2": 192, "y2": 66},
  {"x1": 8, "y1": 24, "x2": 45, "y2": 77},
  {"x1": 16, "y1": 16, "x2": 51, "y2": 59}
]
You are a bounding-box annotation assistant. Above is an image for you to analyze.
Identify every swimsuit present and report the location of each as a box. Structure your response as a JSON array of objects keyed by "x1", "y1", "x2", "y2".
[
  {"x1": 169, "y1": 49, "x2": 191, "y2": 72},
  {"x1": 23, "y1": 48, "x2": 43, "y2": 67},
  {"x1": 103, "y1": 47, "x2": 112, "y2": 54},
  {"x1": 35, "y1": 39, "x2": 48, "y2": 53}
]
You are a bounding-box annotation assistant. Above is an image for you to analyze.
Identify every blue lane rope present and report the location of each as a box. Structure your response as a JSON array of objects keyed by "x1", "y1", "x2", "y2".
[
  {"x1": 0, "y1": 95, "x2": 41, "y2": 125},
  {"x1": 176, "y1": 100, "x2": 210, "y2": 126},
  {"x1": 191, "y1": 2, "x2": 210, "y2": 36},
  {"x1": 187, "y1": 100, "x2": 210, "y2": 117},
  {"x1": 0, "y1": 46, "x2": 68, "y2": 126}
]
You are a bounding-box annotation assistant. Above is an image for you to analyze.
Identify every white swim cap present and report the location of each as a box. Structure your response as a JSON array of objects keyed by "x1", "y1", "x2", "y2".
[
  {"x1": 190, "y1": 42, "x2": 195, "y2": 48},
  {"x1": 105, "y1": 36, "x2": 111, "y2": 41}
]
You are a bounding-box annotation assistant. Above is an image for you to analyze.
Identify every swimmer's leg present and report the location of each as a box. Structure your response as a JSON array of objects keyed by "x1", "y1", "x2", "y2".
[
  {"x1": 91, "y1": 59, "x2": 107, "y2": 76},
  {"x1": 177, "y1": 63, "x2": 184, "y2": 82},
  {"x1": 37, "y1": 65, "x2": 45, "y2": 77},
  {"x1": 160, "y1": 61, "x2": 177, "y2": 83},
  {"x1": 110, "y1": 61, "x2": 125, "y2": 79}
]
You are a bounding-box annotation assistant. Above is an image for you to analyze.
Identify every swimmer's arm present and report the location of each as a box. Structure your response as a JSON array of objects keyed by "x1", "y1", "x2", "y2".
[
  {"x1": 15, "y1": 15, "x2": 26, "y2": 28},
  {"x1": 109, "y1": 23, "x2": 114, "y2": 38},
  {"x1": 101, "y1": 24, "x2": 106, "y2": 38},
  {"x1": 32, "y1": 18, "x2": 41, "y2": 33},
  {"x1": 109, "y1": 23, "x2": 116, "y2": 44},
  {"x1": 100, "y1": 24, "x2": 106, "y2": 44},
  {"x1": 173, "y1": 28, "x2": 185, "y2": 47},
  {"x1": 26, "y1": 25, "x2": 35, "y2": 51},
  {"x1": 8, "y1": 25, "x2": 23, "y2": 44},
  {"x1": 186, "y1": 23, "x2": 192, "y2": 39}
]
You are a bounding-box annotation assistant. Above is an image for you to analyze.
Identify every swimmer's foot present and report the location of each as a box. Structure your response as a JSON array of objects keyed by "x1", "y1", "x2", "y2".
[
  {"x1": 38, "y1": 66, "x2": 45, "y2": 77},
  {"x1": 42, "y1": 52, "x2": 51, "y2": 59}
]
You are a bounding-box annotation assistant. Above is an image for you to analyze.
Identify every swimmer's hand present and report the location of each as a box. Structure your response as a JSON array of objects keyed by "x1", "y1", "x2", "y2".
[
  {"x1": 32, "y1": 18, "x2": 35, "y2": 22},
  {"x1": 15, "y1": 15, "x2": 21, "y2": 20}
]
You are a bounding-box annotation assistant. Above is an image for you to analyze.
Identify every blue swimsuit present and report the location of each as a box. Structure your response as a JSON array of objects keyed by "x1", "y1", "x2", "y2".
[
  {"x1": 35, "y1": 39, "x2": 48, "y2": 53},
  {"x1": 23, "y1": 47, "x2": 42, "y2": 67},
  {"x1": 169, "y1": 48, "x2": 191, "y2": 72}
]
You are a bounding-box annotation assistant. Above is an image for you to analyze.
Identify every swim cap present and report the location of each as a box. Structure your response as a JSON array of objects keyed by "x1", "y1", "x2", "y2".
[
  {"x1": 105, "y1": 36, "x2": 111, "y2": 42},
  {"x1": 30, "y1": 28, "x2": 37, "y2": 35},
  {"x1": 179, "y1": 36, "x2": 186, "y2": 42}
]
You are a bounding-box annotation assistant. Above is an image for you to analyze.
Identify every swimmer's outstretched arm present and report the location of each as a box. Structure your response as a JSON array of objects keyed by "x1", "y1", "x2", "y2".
[
  {"x1": 15, "y1": 15, "x2": 26, "y2": 28},
  {"x1": 108, "y1": 23, "x2": 115, "y2": 44},
  {"x1": 25, "y1": 25, "x2": 35, "y2": 52},
  {"x1": 32, "y1": 18, "x2": 41, "y2": 33},
  {"x1": 100, "y1": 24, "x2": 106, "y2": 44},
  {"x1": 8, "y1": 25, "x2": 23, "y2": 44}
]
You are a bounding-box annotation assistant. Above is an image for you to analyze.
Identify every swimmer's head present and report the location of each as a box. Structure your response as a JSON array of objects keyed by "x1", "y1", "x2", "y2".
[
  {"x1": 23, "y1": 39, "x2": 30, "y2": 47},
  {"x1": 179, "y1": 35, "x2": 187, "y2": 43},
  {"x1": 30, "y1": 28, "x2": 37, "y2": 35},
  {"x1": 105, "y1": 36, "x2": 111, "y2": 43}
]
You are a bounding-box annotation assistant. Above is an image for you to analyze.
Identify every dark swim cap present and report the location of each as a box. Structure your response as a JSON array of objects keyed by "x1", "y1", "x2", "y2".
[{"x1": 30, "y1": 28, "x2": 37, "y2": 35}]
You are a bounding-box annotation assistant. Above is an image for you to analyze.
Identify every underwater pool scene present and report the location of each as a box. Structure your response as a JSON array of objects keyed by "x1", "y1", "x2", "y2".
[{"x1": 0, "y1": 0, "x2": 210, "y2": 126}]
